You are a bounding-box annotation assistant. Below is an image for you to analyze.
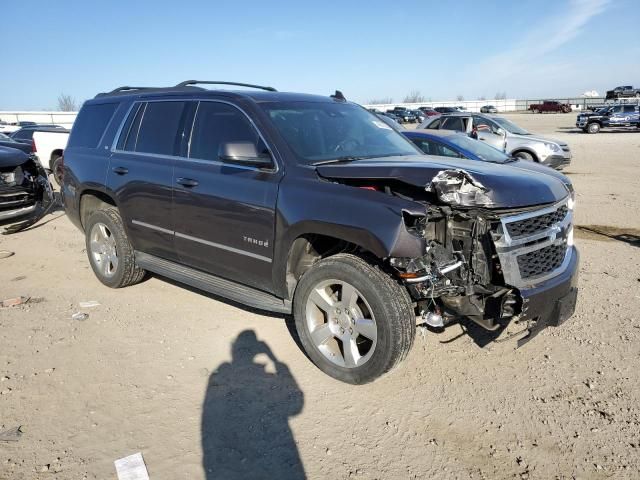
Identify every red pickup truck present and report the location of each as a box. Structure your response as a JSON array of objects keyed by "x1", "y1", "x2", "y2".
[{"x1": 529, "y1": 101, "x2": 572, "y2": 113}]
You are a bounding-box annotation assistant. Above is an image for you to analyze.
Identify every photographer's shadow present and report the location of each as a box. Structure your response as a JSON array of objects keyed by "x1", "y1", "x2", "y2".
[{"x1": 201, "y1": 330, "x2": 305, "y2": 479}]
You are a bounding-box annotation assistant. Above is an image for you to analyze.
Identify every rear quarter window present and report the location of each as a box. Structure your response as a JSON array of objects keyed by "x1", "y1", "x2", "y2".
[{"x1": 68, "y1": 103, "x2": 118, "y2": 148}]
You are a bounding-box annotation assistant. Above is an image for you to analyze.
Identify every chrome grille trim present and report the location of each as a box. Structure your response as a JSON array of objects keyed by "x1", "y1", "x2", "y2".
[{"x1": 492, "y1": 198, "x2": 573, "y2": 288}]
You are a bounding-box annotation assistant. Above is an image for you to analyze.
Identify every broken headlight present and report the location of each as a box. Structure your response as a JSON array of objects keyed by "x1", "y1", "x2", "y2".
[
  {"x1": 427, "y1": 169, "x2": 493, "y2": 207},
  {"x1": 0, "y1": 167, "x2": 24, "y2": 187}
]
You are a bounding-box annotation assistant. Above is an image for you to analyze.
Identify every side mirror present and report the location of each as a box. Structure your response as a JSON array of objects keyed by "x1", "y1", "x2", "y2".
[
  {"x1": 219, "y1": 142, "x2": 272, "y2": 168},
  {"x1": 495, "y1": 127, "x2": 506, "y2": 137}
]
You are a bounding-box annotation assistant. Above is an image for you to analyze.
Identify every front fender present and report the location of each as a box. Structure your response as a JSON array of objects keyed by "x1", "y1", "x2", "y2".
[{"x1": 271, "y1": 177, "x2": 427, "y2": 297}]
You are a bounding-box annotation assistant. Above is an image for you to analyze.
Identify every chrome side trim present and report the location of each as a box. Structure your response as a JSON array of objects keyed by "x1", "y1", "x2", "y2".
[
  {"x1": 131, "y1": 219, "x2": 173, "y2": 235},
  {"x1": 131, "y1": 219, "x2": 272, "y2": 263},
  {"x1": 174, "y1": 231, "x2": 272, "y2": 263}
]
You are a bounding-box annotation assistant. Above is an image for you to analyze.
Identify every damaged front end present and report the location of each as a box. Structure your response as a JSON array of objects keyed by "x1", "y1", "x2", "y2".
[
  {"x1": 390, "y1": 168, "x2": 577, "y2": 343},
  {"x1": 0, "y1": 147, "x2": 54, "y2": 234}
]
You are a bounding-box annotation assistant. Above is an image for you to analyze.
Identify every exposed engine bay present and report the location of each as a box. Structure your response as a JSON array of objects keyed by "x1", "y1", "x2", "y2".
[
  {"x1": 330, "y1": 168, "x2": 575, "y2": 333},
  {"x1": 0, "y1": 148, "x2": 55, "y2": 234}
]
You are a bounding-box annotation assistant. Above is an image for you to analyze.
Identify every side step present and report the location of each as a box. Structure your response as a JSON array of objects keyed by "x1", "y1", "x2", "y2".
[{"x1": 135, "y1": 251, "x2": 291, "y2": 314}]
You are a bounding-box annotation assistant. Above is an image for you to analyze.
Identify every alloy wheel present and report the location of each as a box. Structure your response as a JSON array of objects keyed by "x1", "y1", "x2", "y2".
[{"x1": 305, "y1": 279, "x2": 377, "y2": 368}]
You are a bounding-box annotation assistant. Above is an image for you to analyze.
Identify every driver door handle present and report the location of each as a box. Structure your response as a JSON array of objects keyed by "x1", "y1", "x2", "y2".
[
  {"x1": 176, "y1": 177, "x2": 199, "y2": 188},
  {"x1": 112, "y1": 166, "x2": 129, "y2": 175}
]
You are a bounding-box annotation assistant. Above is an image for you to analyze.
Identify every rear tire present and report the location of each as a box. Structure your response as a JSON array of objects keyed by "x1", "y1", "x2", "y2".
[
  {"x1": 85, "y1": 208, "x2": 146, "y2": 288},
  {"x1": 293, "y1": 254, "x2": 415, "y2": 384},
  {"x1": 514, "y1": 151, "x2": 535, "y2": 162},
  {"x1": 587, "y1": 122, "x2": 600, "y2": 134}
]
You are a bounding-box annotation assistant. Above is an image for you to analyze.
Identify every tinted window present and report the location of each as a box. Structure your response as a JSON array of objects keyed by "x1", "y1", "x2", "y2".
[
  {"x1": 426, "y1": 118, "x2": 441, "y2": 129},
  {"x1": 69, "y1": 103, "x2": 118, "y2": 148},
  {"x1": 623, "y1": 105, "x2": 636, "y2": 113},
  {"x1": 12, "y1": 130, "x2": 33, "y2": 140},
  {"x1": 117, "y1": 103, "x2": 144, "y2": 151},
  {"x1": 135, "y1": 101, "x2": 187, "y2": 155},
  {"x1": 189, "y1": 102, "x2": 263, "y2": 162},
  {"x1": 411, "y1": 138, "x2": 458, "y2": 157},
  {"x1": 441, "y1": 117, "x2": 465, "y2": 132}
]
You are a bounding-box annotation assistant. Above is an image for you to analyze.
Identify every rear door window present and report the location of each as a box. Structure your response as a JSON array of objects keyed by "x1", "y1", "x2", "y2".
[
  {"x1": 69, "y1": 103, "x2": 118, "y2": 148},
  {"x1": 426, "y1": 118, "x2": 441, "y2": 129},
  {"x1": 133, "y1": 101, "x2": 188, "y2": 156},
  {"x1": 189, "y1": 102, "x2": 264, "y2": 162},
  {"x1": 441, "y1": 117, "x2": 465, "y2": 132},
  {"x1": 623, "y1": 105, "x2": 635, "y2": 113}
]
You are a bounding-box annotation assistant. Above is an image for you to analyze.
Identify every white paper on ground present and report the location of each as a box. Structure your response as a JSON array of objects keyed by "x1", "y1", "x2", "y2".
[
  {"x1": 79, "y1": 300, "x2": 101, "y2": 308},
  {"x1": 114, "y1": 452, "x2": 150, "y2": 480}
]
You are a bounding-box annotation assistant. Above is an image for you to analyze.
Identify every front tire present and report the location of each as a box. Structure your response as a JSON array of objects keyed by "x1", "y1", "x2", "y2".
[
  {"x1": 514, "y1": 151, "x2": 535, "y2": 162},
  {"x1": 293, "y1": 254, "x2": 415, "y2": 384},
  {"x1": 587, "y1": 122, "x2": 600, "y2": 134},
  {"x1": 85, "y1": 208, "x2": 145, "y2": 288}
]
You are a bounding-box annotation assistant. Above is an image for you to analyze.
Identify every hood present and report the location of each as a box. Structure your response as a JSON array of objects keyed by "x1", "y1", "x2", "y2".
[
  {"x1": 514, "y1": 133, "x2": 567, "y2": 146},
  {"x1": 0, "y1": 146, "x2": 30, "y2": 168},
  {"x1": 316, "y1": 155, "x2": 569, "y2": 208},
  {"x1": 506, "y1": 158, "x2": 572, "y2": 189}
]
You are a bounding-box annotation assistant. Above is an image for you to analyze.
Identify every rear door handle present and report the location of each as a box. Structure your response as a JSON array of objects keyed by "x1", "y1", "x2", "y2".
[
  {"x1": 176, "y1": 177, "x2": 199, "y2": 188},
  {"x1": 112, "y1": 167, "x2": 129, "y2": 175}
]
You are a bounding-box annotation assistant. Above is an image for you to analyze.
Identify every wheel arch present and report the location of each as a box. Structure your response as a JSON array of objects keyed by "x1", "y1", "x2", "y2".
[
  {"x1": 49, "y1": 149, "x2": 64, "y2": 170},
  {"x1": 79, "y1": 190, "x2": 118, "y2": 231},
  {"x1": 510, "y1": 147, "x2": 539, "y2": 161}
]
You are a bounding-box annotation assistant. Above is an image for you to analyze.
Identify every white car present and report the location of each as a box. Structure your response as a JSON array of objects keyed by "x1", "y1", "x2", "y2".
[{"x1": 33, "y1": 129, "x2": 70, "y2": 184}]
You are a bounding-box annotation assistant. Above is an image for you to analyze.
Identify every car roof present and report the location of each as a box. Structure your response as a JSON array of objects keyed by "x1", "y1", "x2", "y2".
[{"x1": 90, "y1": 85, "x2": 338, "y2": 105}]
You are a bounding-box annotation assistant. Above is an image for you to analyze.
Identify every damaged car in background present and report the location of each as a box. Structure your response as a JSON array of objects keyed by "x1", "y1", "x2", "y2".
[
  {"x1": 63, "y1": 84, "x2": 579, "y2": 384},
  {"x1": 0, "y1": 146, "x2": 54, "y2": 234}
]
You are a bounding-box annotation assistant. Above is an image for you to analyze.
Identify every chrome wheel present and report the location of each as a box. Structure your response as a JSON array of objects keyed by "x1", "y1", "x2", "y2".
[
  {"x1": 89, "y1": 222, "x2": 119, "y2": 278},
  {"x1": 305, "y1": 279, "x2": 377, "y2": 368}
]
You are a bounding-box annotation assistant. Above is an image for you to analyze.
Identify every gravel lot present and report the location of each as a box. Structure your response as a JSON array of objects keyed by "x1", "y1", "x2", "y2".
[{"x1": 1, "y1": 113, "x2": 639, "y2": 479}]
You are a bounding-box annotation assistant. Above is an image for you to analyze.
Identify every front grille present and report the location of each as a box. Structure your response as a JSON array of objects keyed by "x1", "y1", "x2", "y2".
[
  {"x1": 492, "y1": 199, "x2": 572, "y2": 288},
  {"x1": 506, "y1": 205, "x2": 568, "y2": 238},
  {"x1": 517, "y1": 244, "x2": 567, "y2": 279}
]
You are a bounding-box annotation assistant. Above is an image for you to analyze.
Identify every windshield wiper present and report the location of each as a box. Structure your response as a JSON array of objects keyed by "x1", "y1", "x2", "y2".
[{"x1": 311, "y1": 156, "x2": 368, "y2": 166}]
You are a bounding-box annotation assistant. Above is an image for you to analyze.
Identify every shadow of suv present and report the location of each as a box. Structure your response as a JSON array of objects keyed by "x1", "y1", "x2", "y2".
[{"x1": 62, "y1": 81, "x2": 579, "y2": 384}]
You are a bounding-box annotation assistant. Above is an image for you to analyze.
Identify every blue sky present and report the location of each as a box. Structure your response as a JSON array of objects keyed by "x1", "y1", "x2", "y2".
[{"x1": 3, "y1": 0, "x2": 639, "y2": 109}]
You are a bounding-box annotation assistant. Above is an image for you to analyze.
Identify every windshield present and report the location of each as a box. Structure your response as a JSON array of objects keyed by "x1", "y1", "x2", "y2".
[
  {"x1": 376, "y1": 114, "x2": 405, "y2": 132},
  {"x1": 262, "y1": 102, "x2": 419, "y2": 163},
  {"x1": 492, "y1": 117, "x2": 530, "y2": 135},
  {"x1": 0, "y1": 133, "x2": 11, "y2": 140},
  {"x1": 446, "y1": 134, "x2": 511, "y2": 163}
]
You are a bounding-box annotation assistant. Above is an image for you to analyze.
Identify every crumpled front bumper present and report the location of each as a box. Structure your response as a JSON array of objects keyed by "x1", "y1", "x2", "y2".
[
  {"x1": 516, "y1": 246, "x2": 579, "y2": 346},
  {"x1": 1, "y1": 160, "x2": 54, "y2": 234}
]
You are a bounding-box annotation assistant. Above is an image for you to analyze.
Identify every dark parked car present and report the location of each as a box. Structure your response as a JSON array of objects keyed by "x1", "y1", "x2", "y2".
[
  {"x1": 0, "y1": 146, "x2": 53, "y2": 233},
  {"x1": 9, "y1": 125, "x2": 65, "y2": 143},
  {"x1": 576, "y1": 104, "x2": 639, "y2": 133},
  {"x1": 0, "y1": 133, "x2": 34, "y2": 155},
  {"x1": 386, "y1": 107, "x2": 416, "y2": 123},
  {"x1": 62, "y1": 80, "x2": 579, "y2": 384},
  {"x1": 605, "y1": 86, "x2": 640, "y2": 100},
  {"x1": 480, "y1": 105, "x2": 498, "y2": 113},
  {"x1": 433, "y1": 106, "x2": 458, "y2": 114}
]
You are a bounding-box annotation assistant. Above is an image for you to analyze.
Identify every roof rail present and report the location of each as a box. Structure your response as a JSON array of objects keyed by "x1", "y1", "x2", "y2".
[
  {"x1": 105, "y1": 86, "x2": 156, "y2": 95},
  {"x1": 175, "y1": 80, "x2": 277, "y2": 92}
]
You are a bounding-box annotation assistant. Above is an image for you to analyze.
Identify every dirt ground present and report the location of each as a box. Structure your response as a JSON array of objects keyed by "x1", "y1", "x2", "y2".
[{"x1": 1, "y1": 113, "x2": 639, "y2": 479}]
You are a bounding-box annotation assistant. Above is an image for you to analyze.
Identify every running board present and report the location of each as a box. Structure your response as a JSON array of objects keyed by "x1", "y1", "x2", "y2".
[{"x1": 135, "y1": 251, "x2": 291, "y2": 314}]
